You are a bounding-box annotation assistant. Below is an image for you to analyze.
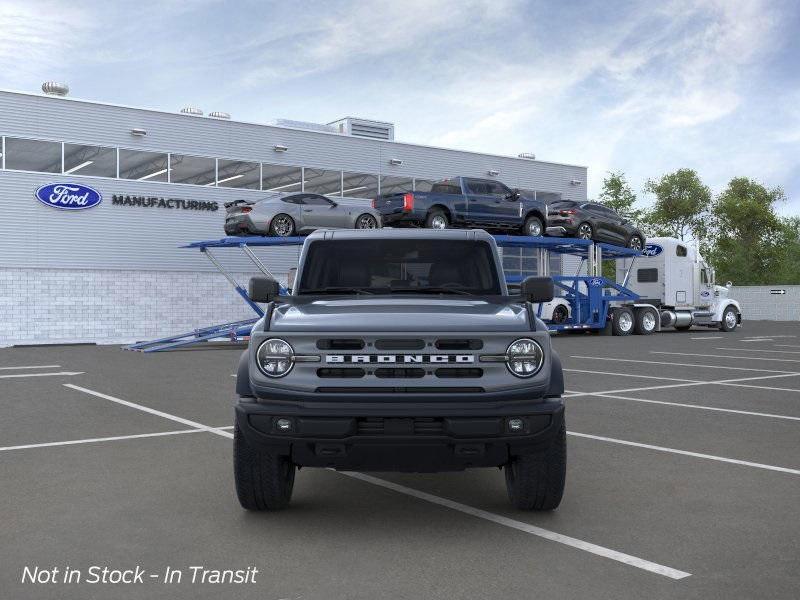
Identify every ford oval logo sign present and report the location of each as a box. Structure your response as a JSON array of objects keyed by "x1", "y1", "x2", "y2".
[
  {"x1": 35, "y1": 183, "x2": 102, "y2": 210},
  {"x1": 588, "y1": 277, "x2": 604, "y2": 287},
  {"x1": 642, "y1": 243, "x2": 663, "y2": 257}
]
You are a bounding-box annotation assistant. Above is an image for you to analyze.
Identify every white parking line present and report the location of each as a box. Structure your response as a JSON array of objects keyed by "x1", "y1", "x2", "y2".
[
  {"x1": 0, "y1": 426, "x2": 235, "y2": 453},
  {"x1": 570, "y1": 355, "x2": 798, "y2": 374},
  {"x1": 0, "y1": 429, "x2": 203, "y2": 452},
  {"x1": 341, "y1": 471, "x2": 691, "y2": 580},
  {"x1": 652, "y1": 351, "x2": 800, "y2": 364},
  {"x1": 63, "y1": 384, "x2": 234, "y2": 439},
  {"x1": 568, "y1": 432, "x2": 800, "y2": 475},
  {"x1": 563, "y1": 368, "x2": 704, "y2": 383},
  {"x1": 0, "y1": 364, "x2": 61, "y2": 370},
  {"x1": 567, "y1": 392, "x2": 800, "y2": 422},
  {"x1": 715, "y1": 347, "x2": 800, "y2": 355},
  {"x1": 776, "y1": 344, "x2": 800, "y2": 349},
  {"x1": 739, "y1": 338, "x2": 774, "y2": 343},
  {"x1": 690, "y1": 336, "x2": 724, "y2": 340},
  {"x1": 0, "y1": 371, "x2": 84, "y2": 379},
  {"x1": 565, "y1": 372, "x2": 800, "y2": 398}
]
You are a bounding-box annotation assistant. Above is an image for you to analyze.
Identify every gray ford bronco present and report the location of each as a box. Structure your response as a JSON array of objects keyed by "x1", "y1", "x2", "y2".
[{"x1": 234, "y1": 229, "x2": 566, "y2": 510}]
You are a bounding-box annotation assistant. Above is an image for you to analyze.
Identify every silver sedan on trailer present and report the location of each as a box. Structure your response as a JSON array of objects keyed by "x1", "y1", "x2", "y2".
[{"x1": 224, "y1": 193, "x2": 382, "y2": 237}]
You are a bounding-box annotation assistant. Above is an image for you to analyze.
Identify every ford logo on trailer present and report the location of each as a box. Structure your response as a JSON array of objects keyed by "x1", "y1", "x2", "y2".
[
  {"x1": 641, "y1": 243, "x2": 663, "y2": 257},
  {"x1": 35, "y1": 183, "x2": 102, "y2": 210},
  {"x1": 588, "y1": 277, "x2": 604, "y2": 287}
]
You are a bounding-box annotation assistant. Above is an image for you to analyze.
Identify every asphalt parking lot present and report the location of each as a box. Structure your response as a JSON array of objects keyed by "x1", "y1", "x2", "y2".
[{"x1": 1, "y1": 321, "x2": 799, "y2": 599}]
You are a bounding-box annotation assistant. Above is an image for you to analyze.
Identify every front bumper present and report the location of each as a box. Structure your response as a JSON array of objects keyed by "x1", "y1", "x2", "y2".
[{"x1": 235, "y1": 397, "x2": 564, "y2": 471}]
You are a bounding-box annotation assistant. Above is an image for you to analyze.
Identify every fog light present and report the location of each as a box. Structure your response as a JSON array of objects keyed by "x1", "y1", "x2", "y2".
[
  {"x1": 275, "y1": 418, "x2": 293, "y2": 432},
  {"x1": 507, "y1": 418, "x2": 525, "y2": 432}
]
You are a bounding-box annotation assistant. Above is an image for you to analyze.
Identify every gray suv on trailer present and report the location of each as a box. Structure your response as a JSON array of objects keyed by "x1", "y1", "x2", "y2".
[{"x1": 233, "y1": 229, "x2": 566, "y2": 510}]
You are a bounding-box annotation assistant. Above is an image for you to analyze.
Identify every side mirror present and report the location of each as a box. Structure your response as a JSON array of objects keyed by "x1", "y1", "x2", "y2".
[
  {"x1": 505, "y1": 189, "x2": 521, "y2": 200},
  {"x1": 520, "y1": 276, "x2": 554, "y2": 303},
  {"x1": 330, "y1": 201, "x2": 338, "y2": 208},
  {"x1": 726, "y1": 281, "x2": 732, "y2": 288},
  {"x1": 248, "y1": 276, "x2": 280, "y2": 303}
]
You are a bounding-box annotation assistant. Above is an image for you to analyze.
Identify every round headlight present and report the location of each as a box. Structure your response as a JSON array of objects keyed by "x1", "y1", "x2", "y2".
[
  {"x1": 256, "y1": 338, "x2": 294, "y2": 378},
  {"x1": 506, "y1": 338, "x2": 544, "y2": 378}
]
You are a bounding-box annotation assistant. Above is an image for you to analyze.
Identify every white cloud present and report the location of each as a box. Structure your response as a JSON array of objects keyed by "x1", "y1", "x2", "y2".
[{"x1": 0, "y1": 1, "x2": 91, "y2": 82}]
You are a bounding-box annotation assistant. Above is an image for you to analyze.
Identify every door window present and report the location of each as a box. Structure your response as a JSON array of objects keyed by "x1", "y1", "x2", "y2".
[{"x1": 466, "y1": 180, "x2": 491, "y2": 195}]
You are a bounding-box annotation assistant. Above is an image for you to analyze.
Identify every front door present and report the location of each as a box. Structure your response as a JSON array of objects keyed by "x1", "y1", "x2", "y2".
[
  {"x1": 697, "y1": 263, "x2": 714, "y2": 307},
  {"x1": 300, "y1": 194, "x2": 347, "y2": 229}
]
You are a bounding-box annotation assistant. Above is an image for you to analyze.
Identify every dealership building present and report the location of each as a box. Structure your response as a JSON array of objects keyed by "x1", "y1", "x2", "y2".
[{"x1": 0, "y1": 85, "x2": 589, "y2": 346}]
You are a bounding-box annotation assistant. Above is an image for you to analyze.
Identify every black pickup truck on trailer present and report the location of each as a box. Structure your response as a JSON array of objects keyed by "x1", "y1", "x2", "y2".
[{"x1": 372, "y1": 177, "x2": 550, "y2": 236}]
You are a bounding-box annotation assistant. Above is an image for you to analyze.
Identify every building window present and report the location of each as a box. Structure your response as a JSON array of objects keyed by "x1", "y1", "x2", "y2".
[
  {"x1": 170, "y1": 154, "x2": 216, "y2": 186},
  {"x1": 262, "y1": 164, "x2": 302, "y2": 192},
  {"x1": 119, "y1": 149, "x2": 169, "y2": 182},
  {"x1": 4, "y1": 137, "x2": 61, "y2": 173},
  {"x1": 341, "y1": 172, "x2": 379, "y2": 198},
  {"x1": 304, "y1": 168, "x2": 342, "y2": 196},
  {"x1": 379, "y1": 175, "x2": 413, "y2": 195},
  {"x1": 63, "y1": 143, "x2": 117, "y2": 177},
  {"x1": 413, "y1": 178, "x2": 436, "y2": 192},
  {"x1": 217, "y1": 159, "x2": 260, "y2": 189}
]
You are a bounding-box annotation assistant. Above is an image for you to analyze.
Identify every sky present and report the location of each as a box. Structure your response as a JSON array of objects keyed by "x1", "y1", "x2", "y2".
[{"x1": 2, "y1": 0, "x2": 799, "y2": 213}]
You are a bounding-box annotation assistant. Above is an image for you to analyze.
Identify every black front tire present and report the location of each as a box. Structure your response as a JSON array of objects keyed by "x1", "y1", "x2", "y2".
[
  {"x1": 505, "y1": 422, "x2": 566, "y2": 510},
  {"x1": 720, "y1": 306, "x2": 738, "y2": 332},
  {"x1": 234, "y1": 423, "x2": 296, "y2": 510}
]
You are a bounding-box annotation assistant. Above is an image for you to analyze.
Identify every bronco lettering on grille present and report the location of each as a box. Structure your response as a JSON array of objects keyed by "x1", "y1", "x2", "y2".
[{"x1": 326, "y1": 354, "x2": 474, "y2": 364}]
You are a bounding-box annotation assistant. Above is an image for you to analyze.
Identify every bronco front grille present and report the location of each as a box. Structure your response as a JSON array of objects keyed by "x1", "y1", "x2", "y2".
[{"x1": 315, "y1": 386, "x2": 484, "y2": 394}]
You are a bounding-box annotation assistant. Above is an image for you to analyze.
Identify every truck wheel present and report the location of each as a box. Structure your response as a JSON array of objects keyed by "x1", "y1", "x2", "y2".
[
  {"x1": 425, "y1": 209, "x2": 449, "y2": 229},
  {"x1": 523, "y1": 215, "x2": 544, "y2": 237},
  {"x1": 505, "y1": 422, "x2": 566, "y2": 510},
  {"x1": 720, "y1": 306, "x2": 738, "y2": 332},
  {"x1": 234, "y1": 423, "x2": 295, "y2": 510},
  {"x1": 633, "y1": 307, "x2": 657, "y2": 335},
  {"x1": 611, "y1": 307, "x2": 634, "y2": 336}
]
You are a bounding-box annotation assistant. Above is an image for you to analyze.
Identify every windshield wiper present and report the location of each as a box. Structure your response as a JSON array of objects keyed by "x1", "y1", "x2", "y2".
[
  {"x1": 393, "y1": 287, "x2": 475, "y2": 296},
  {"x1": 300, "y1": 287, "x2": 376, "y2": 295}
]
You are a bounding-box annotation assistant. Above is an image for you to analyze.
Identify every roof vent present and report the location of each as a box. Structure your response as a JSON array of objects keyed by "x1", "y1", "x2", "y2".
[
  {"x1": 518, "y1": 152, "x2": 536, "y2": 160},
  {"x1": 180, "y1": 106, "x2": 203, "y2": 116},
  {"x1": 42, "y1": 82, "x2": 69, "y2": 96},
  {"x1": 328, "y1": 117, "x2": 394, "y2": 141},
  {"x1": 208, "y1": 111, "x2": 231, "y2": 119}
]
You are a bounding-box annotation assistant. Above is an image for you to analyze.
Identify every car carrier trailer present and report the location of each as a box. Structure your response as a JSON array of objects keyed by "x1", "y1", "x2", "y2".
[{"x1": 127, "y1": 232, "x2": 742, "y2": 352}]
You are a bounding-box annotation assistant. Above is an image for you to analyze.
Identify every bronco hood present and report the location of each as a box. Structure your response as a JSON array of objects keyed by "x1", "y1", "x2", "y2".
[{"x1": 270, "y1": 297, "x2": 529, "y2": 332}]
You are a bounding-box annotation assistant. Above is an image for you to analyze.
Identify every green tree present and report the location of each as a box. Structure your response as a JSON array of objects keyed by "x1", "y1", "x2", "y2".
[
  {"x1": 707, "y1": 177, "x2": 786, "y2": 285},
  {"x1": 642, "y1": 169, "x2": 711, "y2": 241},
  {"x1": 598, "y1": 171, "x2": 641, "y2": 221}
]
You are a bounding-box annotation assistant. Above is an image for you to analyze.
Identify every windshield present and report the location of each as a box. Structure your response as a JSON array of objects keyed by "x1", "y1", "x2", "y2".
[{"x1": 297, "y1": 239, "x2": 502, "y2": 295}]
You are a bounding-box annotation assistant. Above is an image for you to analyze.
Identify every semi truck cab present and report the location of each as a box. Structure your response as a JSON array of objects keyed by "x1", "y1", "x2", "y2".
[{"x1": 617, "y1": 237, "x2": 741, "y2": 332}]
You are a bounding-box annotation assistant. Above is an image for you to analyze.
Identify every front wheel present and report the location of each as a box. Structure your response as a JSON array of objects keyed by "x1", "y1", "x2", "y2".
[
  {"x1": 523, "y1": 215, "x2": 544, "y2": 237},
  {"x1": 505, "y1": 422, "x2": 566, "y2": 510},
  {"x1": 355, "y1": 213, "x2": 378, "y2": 229},
  {"x1": 720, "y1": 306, "x2": 738, "y2": 332},
  {"x1": 234, "y1": 423, "x2": 296, "y2": 510}
]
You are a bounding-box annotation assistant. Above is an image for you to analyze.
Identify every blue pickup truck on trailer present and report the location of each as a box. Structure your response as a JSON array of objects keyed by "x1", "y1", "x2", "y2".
[{"x1": 372, "y1": 177, "x2": 549, "y2": 236}]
